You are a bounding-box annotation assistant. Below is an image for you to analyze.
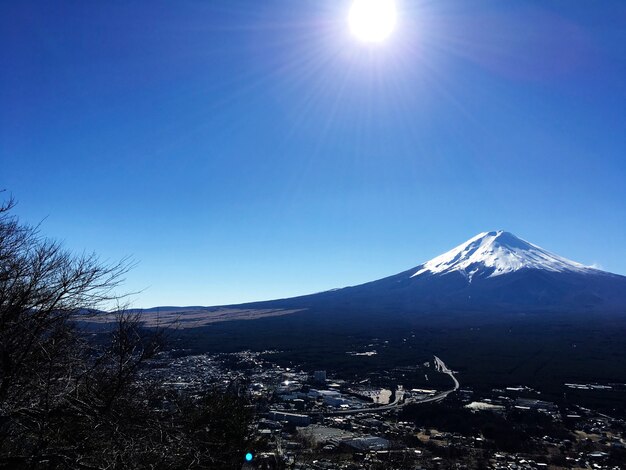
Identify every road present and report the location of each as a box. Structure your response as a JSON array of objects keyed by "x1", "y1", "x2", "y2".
[{"x1": 433, "y1": 355, "x2": 460, "y2": 392}]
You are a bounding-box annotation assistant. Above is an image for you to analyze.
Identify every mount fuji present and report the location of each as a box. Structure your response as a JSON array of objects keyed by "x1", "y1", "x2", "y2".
[
  {"x1": 232, "y1": 230, "x2": 626, "y2": 316},
  {"x1": 136, "y1": 231, "x2": 626, "y2": 329}
]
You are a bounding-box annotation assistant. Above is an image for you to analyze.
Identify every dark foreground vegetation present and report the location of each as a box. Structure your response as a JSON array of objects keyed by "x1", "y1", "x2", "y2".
[{"x1": 0, "y1": 197, "x2": 253, "y2": 469}]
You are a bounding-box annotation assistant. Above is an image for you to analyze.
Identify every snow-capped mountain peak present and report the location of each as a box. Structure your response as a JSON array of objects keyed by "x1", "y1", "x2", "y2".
[{"x1": 411, "y1": 231, "x2": 597, "y2": 282}]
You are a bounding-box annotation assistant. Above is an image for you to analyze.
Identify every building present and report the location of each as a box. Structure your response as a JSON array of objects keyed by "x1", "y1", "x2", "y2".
[
  {"x1": 514, "y1": 398, "x2": 558, "y2": 411},
  {"x1": 324, "y1": 395, "x2": 353, "y2": 407},
  {"x1": 268, "y1": 411, "x2": 311, "y2": 427},
  {"x1": 308, "y1": 389, "x2": 339, "y2": 399},
  {"x1": 313, "y1": 370, "x2": 327, "y2": 383},
  {"x1": 341, "y1": 436, "x2": 390, "y2": 451}
]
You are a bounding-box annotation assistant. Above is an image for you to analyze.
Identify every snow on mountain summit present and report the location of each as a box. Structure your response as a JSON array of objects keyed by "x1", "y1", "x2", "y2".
[{"x1": 411, "y1": 231, "x2": 598, "y2": 282}]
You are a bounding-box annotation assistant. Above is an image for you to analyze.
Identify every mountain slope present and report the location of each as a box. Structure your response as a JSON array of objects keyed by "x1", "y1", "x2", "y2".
[
  {"x1": 234, "y1": 231, "x2": 626, "y2": 315},
  {"x1": 138, "y1": 231, "x2": 626, "y2": 322}
]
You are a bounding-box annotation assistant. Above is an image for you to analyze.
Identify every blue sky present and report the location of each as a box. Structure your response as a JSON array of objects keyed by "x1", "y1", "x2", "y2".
[{"x1": 2, "y1": 1, "x2": 625, "y2": 307}]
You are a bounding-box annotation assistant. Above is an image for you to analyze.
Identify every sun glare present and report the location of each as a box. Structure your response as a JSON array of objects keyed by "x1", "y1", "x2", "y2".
[{"x1": 348, "y1": 0, "x2": 397, "y2": 44}]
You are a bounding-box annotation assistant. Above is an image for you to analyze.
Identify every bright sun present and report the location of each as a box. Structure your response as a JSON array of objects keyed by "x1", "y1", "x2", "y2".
[{"x1": 348, "y1": 0, "x2": 397, "y2": 44}]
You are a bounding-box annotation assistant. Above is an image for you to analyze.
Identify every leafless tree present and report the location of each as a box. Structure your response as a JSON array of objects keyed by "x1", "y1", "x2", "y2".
[
  {"x1": 0, "y1": 195, "x2": 130, "y2": 400},
  {"x1": 0, "y1": 195, "x2": 253, "y2": 469},
  {"x1": 0, "y1": 195, "x2": 138, "y2": 465}
]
